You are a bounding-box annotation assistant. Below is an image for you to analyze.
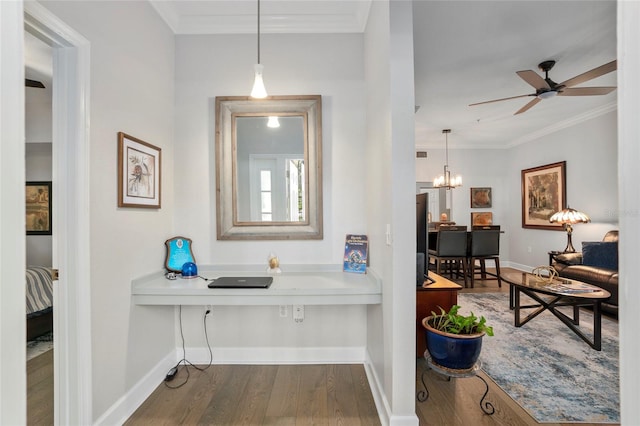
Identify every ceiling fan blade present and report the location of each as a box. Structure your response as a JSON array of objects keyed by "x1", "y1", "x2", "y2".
[
  {"x1": 514, "y1": 97, "x2": 541, "y2": 115},
  {"x1": 516, "y1": 70, "x2": 550, "y2": 90},
  {"x1": 469, "y1": 93, "x2": 534, "y2": 107},
  {"x1": 558, "y1": 87, "x2": 617, "y2": 96},
  {"x1": 560, "y1": 60, "x2": 617, "y2": 88},
  {"x1": 25, "y1": 79, "x2": 45, "y2": 88}
]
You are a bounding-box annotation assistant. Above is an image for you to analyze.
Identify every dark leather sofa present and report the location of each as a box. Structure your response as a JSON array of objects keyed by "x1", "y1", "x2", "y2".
[{"x1": 552, "y1": 230, "x2": 619, "y2": 316}]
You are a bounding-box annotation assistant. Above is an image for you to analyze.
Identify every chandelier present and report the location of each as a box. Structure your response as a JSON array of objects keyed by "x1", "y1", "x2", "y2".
[{"x1": 433, "y1": 129, "x2": 462, "y2": 189}]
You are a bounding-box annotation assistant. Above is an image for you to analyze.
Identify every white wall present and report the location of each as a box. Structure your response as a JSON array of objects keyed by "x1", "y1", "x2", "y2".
[
  {"x1": 25, "y1": 77, "x2": 52, "y2": 142},
  {"x1": 41, "y1": 1, "x2": 176, "y2": 420},
  {"x1": 172, "y1": 33, "x2": 370, "y2": 351},
  {"x1": 25, "y1": 49, "x2": 53, "y2": 266},
  {"x1": 507, "y1": 110, "x2": 618, "y2": 270},
  {"x1": 416, "y1": 147, "x2": 510, "y2": 259}
]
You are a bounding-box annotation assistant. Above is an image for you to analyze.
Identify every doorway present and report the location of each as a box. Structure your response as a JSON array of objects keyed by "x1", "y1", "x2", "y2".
[{"x1": 24, "y1": 2, "x2": 92, "y2": 424}]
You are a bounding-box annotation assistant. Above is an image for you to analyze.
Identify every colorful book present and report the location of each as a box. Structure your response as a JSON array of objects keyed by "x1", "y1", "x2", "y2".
[{"x1": 343, "y1": 234, "x2": 368, "y2": 274}]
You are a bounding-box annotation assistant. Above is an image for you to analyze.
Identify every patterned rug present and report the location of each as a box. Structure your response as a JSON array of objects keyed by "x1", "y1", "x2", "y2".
[
  {"x1": 27, "y1": 332, "x2": 53, "y2": 361},
  {"x1": 457, "y1": 292, "x2": 619, "y2": 423}
]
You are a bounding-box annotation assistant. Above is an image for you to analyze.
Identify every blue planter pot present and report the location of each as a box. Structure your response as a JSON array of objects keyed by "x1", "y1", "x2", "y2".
[{"x1": 422, "y1": 316, "x2": 485, "y2": 370}]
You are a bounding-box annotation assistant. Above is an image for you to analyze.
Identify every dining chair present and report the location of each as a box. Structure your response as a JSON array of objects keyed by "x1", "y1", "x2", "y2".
[
  {"x1": 469, "y1": 226, "x2": 502, "y2": 288},
  {"x1": 428, "y1": 225, "x2": 468, "y2": 286}
]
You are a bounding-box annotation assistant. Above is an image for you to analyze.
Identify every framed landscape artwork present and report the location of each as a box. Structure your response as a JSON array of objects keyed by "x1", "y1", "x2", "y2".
[
  {"x1": 521, "y1": 161, "x2": 566, "y2": 230},
  {"x1": 471, "y1": 212, "x2": 493, "y2": 226},
  {"x1": 117, "y1": 132, "x2": 161, "y2": 208},
  {"x1": 26, "y1": 181, "x2": 52, "y2": 235},
  {"x1": 470, "y1": 187, "x2": 492, "y2": 208}
]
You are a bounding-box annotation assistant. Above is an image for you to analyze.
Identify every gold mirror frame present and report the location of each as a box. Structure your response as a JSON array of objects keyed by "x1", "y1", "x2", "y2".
[{"x1": 215, "y1": 95, "x2": 323, "y2": 240}]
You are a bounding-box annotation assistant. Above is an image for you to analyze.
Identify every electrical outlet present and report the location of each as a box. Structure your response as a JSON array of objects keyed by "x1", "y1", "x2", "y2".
[
  {"x1": 279, "y1": 305, "x2": 288, "y2": 317},
  {"x1": 527, "y1": 246, "x2": 532, "y2": 253},
  {"x1": 293, "y1": 305, "x2": 304, "y2": 322},
  {"x1": 205, "y1": 305, "x2": 212, "y2": 315}
]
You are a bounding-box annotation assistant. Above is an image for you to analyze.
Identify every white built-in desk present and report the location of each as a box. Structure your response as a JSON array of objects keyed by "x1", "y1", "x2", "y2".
[{"x1": 132, "y1": 265, "x2": 382, "y2": 306}]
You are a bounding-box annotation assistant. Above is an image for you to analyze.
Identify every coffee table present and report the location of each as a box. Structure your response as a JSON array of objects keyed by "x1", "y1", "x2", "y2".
[{"x1": 500, "y1": 271, "x2": 611, "y2": 351}]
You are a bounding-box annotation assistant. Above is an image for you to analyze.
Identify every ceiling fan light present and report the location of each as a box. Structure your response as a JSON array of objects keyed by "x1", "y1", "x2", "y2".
[
  {"x1": 251, "y1": 64, "x2": 268, "y2": 99},
  {"x1": 537, "y1": 90, "x2": 557, "y2": 100}
]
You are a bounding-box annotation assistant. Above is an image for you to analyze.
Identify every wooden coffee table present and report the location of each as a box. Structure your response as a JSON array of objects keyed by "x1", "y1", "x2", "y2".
[{"x1": 500, "y1": 271, "x2": 611, "y2": 351}]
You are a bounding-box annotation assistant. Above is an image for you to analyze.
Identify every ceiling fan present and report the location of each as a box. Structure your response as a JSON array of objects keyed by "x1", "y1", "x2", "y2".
[
  {"x1": 469, "y1": 59, "x2": 617, "y2": 115},
  {"x1": 25, "y1": 79, "x2": 45, "y2": 88}
]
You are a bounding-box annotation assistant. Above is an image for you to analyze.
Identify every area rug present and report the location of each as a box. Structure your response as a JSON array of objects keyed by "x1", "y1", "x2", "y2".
[
  {"x1": 27, "y1": 332, "x2": 53, "y2": 361},
  {"x1": 457, "y1": 292, "x2": 619, "y2": 423}
]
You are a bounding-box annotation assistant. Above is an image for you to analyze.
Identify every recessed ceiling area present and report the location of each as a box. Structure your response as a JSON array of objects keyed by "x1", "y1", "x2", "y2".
[{"x1": 148, "y1": 0, "x2": 373, "y2": 34}]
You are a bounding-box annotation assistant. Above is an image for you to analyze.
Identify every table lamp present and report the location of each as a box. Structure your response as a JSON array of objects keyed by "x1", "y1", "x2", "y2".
[{"x1": 549, "y1": 207, "x2": 591, "y2": 253}]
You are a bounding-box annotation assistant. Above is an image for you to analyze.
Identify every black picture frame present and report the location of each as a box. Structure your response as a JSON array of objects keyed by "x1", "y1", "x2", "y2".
[{"x1": 26, "y1": 181, "x2": 52, "y2": 235}]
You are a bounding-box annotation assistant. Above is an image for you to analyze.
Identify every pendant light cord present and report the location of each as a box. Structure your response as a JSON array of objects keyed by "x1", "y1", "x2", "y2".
[
  {"x1": 444, "y1": 131, "x2": 449, "y2": 168},
  {"x1": 257, "y1": 0, "x2": 261, "y2": 64}
]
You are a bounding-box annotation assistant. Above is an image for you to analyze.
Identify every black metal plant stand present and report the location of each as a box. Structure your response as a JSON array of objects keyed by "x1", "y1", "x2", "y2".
[{"x1": 417, "y1": 354, "x2": 495, "y2": 416}]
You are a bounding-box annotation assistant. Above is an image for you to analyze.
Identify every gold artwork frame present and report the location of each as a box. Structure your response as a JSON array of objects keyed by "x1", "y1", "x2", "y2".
[{"x1": 26, "y1": 181, "x2": 52, "y2": 235}]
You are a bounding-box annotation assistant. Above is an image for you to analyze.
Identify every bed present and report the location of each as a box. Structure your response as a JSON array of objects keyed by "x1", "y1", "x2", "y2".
[{"x1": 26, "y1": 266, "x2": 54, "y2": 341}]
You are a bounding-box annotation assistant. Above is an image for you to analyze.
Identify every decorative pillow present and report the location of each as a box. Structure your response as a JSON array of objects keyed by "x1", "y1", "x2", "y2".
[{"x1": 582, "y1": 241, "x2": 618, "y2": 270}]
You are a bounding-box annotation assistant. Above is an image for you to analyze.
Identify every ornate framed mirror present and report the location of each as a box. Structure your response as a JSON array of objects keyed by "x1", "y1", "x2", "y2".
[{"x1": 215, "y1": 95, "x2": 323, "y2": 240}]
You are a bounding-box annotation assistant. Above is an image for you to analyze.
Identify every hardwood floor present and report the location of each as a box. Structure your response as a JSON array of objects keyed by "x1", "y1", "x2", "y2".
[
  {"x1": 28, "y1": 268, "x2": 617, "y2": 425},
  {"x1": 27, "y1": 349, "x2": 53, "y2": 425},
  {"x1": 415, "y1": 267, "x2": 618, "y2": 426},
  {"x1": 125, "y1": 364, "x2": 381, "y2": 425}
]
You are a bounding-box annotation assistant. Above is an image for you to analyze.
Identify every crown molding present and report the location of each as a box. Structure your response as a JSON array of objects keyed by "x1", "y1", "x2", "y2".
[{"x1": 508, "y1": 101, "x2": 618, "y2": 148}]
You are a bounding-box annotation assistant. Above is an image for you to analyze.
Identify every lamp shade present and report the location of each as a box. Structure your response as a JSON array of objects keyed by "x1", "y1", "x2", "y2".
[
  {"x1": 549, "y1": 207, "x2": 591, "y2": 225},
  {"x1": 250, "y1": 64, "x2": 268, "y2": 99}
]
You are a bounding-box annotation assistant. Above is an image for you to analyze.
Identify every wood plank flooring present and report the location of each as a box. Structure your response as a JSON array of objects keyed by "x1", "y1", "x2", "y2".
[
  {"x1": 125, "y1": 364, "x2": 381, "y2": 425},
  {"x1": 27, "y1": 349, "x2": 53, "y2": 425}
]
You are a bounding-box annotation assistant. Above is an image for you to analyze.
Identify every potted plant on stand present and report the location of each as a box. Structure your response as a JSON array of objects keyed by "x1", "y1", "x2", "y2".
[{"x1": 422, "y1": 305, "x2": 494, "y2": 370}]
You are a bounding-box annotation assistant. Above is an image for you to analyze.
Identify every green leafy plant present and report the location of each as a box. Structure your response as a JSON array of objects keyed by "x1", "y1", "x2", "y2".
[{"x1": 429, "y1": 305, "x2": 494, "y2": 337}]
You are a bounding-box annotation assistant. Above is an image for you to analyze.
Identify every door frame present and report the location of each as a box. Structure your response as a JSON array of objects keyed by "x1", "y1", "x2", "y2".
[{"x1": 24, "y1": 3, "x2": 92, "y2": 424}]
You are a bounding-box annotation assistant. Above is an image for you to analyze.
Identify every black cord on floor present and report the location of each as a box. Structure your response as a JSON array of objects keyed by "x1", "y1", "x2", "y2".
[{"x1": 164, "y1": 305, "x2": 213, "y2": 389}]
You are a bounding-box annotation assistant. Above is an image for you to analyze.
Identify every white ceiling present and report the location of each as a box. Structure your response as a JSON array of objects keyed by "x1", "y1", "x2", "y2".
[
  {"x1": 412, "y1": 1, "x2": 617, "y2": 149},
  {"x1": 25, "y1": 1, "x2": 617, "y2": 149}
]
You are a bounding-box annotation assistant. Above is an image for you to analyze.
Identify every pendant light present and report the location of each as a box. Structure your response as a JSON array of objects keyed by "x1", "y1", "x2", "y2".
[
  {"x1": 250, "y1": 0, "x2": 268, "y2": 98},
  {"x1": 433, "y1": 129, "x2": 462, "y2": 189},
  {"x1": 267, "y1": 116, "x2": 280, "y2": 128}
]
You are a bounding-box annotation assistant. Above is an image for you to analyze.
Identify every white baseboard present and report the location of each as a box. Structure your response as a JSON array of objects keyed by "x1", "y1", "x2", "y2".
[
  {"x1": 363, "y1": 351, "x2": 419, "y2": 426},
  {"x1": 363, "y1": 352, "x2": 391, "y2": 426},
  {"x1": 503, "y1": 261, "x2": 531, "y2": 272},
  {"x1": 93, "y1": 350, "x2": 176, "y2": 426}
]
